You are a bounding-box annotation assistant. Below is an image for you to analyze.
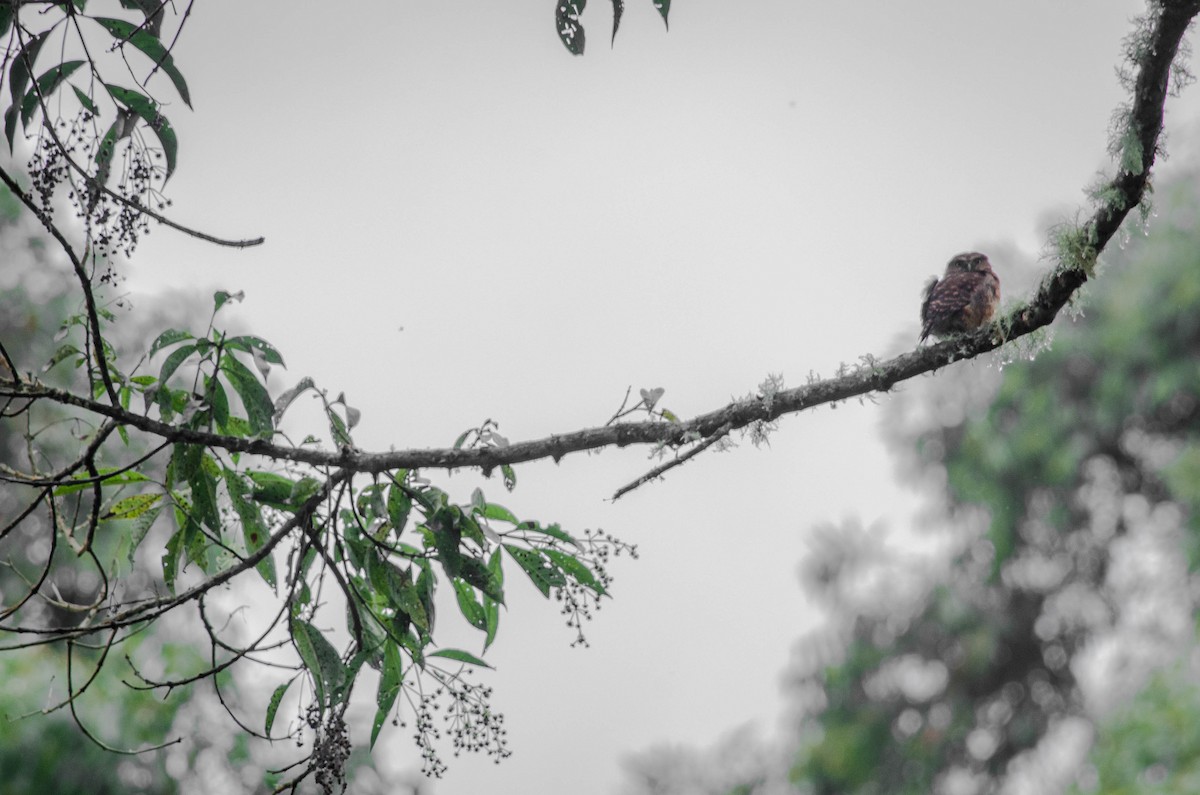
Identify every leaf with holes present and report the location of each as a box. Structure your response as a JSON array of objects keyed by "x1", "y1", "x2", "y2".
[
  {"x1": 556, "y1": 0, "x2": 587, "y2": 55},
  {"x1": 453, "y1": 578, "x2": 487, "y2": 630},
  {"x1": 102, "y1": 492, "x2": 162, "y2": 521},
  {"x1": 15, "y1": 61, "x2": 85, "y2": 135},
  {"x1": 503, "y1": 545, "x2": 565, "y2": 597}
]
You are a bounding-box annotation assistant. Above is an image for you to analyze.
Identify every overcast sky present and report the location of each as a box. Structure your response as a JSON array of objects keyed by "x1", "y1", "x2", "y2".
[{"x1": 122, "y1": 3, "x2": 1200, "y2": 793}]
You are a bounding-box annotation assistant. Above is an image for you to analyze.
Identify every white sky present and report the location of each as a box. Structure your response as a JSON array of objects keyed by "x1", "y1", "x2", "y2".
[{"x1": 123, "y1": 2, "x2": 1200, "y2": 794}]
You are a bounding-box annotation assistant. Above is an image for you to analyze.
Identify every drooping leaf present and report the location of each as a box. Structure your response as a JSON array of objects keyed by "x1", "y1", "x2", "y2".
[
  {"x1": 220, "y1": 352, "x2": 274, "y2": 437},
  {"x1": 292, "y1": 619, "x2": 346, "y2": 710},
  {"x1": 5, "y1": 31, "x2": 48, "y2": 150},
  {"x1": 104, "y1": 83, "x2": 178, "y2": 181},
  {"x1": 483, "y1": 548, "x2": 503, "y2": 651},
  {"x1": 156, "y1": 341, "x2": 198, "y2": 385},
  {"x1": 125, "y1": 504, "x2": 161, "y2": 567},
  {"x1": 386, "y1": 481, "x2": 412, "y2": 538},
  {"x1": 370, "y1": 642, "x2": 404, "y2": 749},
  {"x1": 556, "y1": 0, "x2": 587, "y2": 55},
  {"x1": 225, "y1": 468, "x2": 278, "y2": 589},
  {"x1": 653, "y1": 0, "x2": 670, "y2": 29},
  {"x1": 428, "y1": 648, "x2": 492, "y2": 669},
  {"x1": 610, "y1": 0, "x2": 624, "y2": 44},
  {"x1": 501, "y1": 463, "x2": 517, "y2": 491},
  {"x1": 17, "y1": 61, "x2": 85, "y2": 129},
  {"x1": 93, "y1": 17, "x2": 192, "y2": 108},
  {"x1": 453, "y1": 578, "x2": 487, "y2": 630},
  {"x1": 162, "y1": 528, "x2": 184, "y2": 593},
  {"x1": 188, "y1": 456, "x2": 221, "y2": 531},
  {"x1": 264, "y1": 678, "x2": 294, "y2": 735},
  {"x1": 90, "y1": 115, "x2": 122, "y2": 195},
  {"x1": 70, "y1": 83, "x2": 99, "y2": 114}
]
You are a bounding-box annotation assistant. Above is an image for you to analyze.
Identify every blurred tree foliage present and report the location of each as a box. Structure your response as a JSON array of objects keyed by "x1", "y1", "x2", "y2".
[
  {"x1": 623, "y1": 166, "x2": 1200, "y2": 795},
  {"x1": 0, "y1": 184, "x2": 245, "y2": 794},
  {"x1": 792, "y1": 167, "x2": 1200, "y2": 794}
]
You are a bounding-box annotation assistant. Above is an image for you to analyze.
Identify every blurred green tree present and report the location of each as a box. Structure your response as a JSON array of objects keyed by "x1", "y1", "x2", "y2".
[{"x1": 622, "y1": 166, "x2": 1200, "y2": 795}]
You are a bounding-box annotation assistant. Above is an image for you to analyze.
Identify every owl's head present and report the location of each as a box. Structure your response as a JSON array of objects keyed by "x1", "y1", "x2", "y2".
[{"x1": 945, "y1": 252, "x2": 993, "y2": 275}]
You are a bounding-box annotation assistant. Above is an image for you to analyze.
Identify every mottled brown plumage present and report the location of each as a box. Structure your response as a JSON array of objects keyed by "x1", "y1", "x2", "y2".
[{"x1": 919, "y1": 252, "x2": 1000, "y2": 343}]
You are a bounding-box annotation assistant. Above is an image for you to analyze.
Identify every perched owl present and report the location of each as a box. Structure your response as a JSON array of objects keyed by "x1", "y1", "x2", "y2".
[{"x1": 919, "y1": 252, "x2": 1000, "y2": 343}]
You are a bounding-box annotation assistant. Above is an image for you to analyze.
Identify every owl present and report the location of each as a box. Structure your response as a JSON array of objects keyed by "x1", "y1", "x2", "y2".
[{"x1": 919, "y1": 252, "x2": 1000, "y2": 343}]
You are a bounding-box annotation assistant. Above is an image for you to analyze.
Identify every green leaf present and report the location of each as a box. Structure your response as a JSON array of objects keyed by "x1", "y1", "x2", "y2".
[
  {"x1": 292, "y1": 619, "x2": 346, "y2": 710},
  {"x1": 503, "y1": 544, "x2": 565, "y2": 597},
  {"x1": 520, "y1": 520, "x2": 579, "y2": 547},
  {"x1": 102, "y1": 492, "x2": 162, "y2": 521},
  {"x1": 265, "y1": 678, "x2": 294, "y2": 735},
  {"x1": 246, "y1": 470, "x2": 297, "y2": 509},
  {"x1": 157, "y1": 341, "x2": 198, "y2": 385},
  {"x1": 220, "y1": 353, "x2": 274, "y2": 437},
  {"x1": 151, "y1": 329, "x2": 195, "y2": 355},
  {"x1": 45, "y1": 343, "x2": 81, "y2": 371},
  {"x1": 544, "y1": 547, "x2": 606, "y2": 595},
  {"x1": 93, "y1": 17, "x2": 192, "y2": 108},
  {"x1": 53, "y1": 467, "x2": 151, "y2": 496},
  {"x1": 428, "y1": 648, "x2": 492, "y2": 669},
  {"x1": 225, "y1": 469, "x2": 277, "y2": 589},
  {"x1": 200, "y1": 375, "x2": 227, "y2": 430},
  {"x1": 126, "y1": 504, "x2": 161, "y2": 567},
  {"x1": 479, "y1": 501, "x2": 519, "y2": 525},
  {"x1": 91, "y1": 116, "x2": 121, "y2": 194},
  {"x1": 225, "y1": 335, "x2": 285, "y2": 366},
  {"x1": 104, "y1": 83, "x2": 178, "y2": 181},
  {"x1": 483, "y1": 548, "x2": 503, "y2": 651},
  {"x1": 653, "y1": 0, "x2": 670, "y2": 29},
  {"x1": 611, "y1": 0, "x2": 624, "y2": 44},
  {"x1": 188, "y1": 457, "x2": 221, "y2": 531},
  {"x1": 18, "y1": 61, "x2": 85, "y2": 128},
  {"x1": 0, "y1": 5, "x2": 13, "y2": 40},
  {"x1": 453, "y1": 578, "x2": 487, "y2": 630},
  {"x1": 162, "y1": 528, "x2": 184, "y2": 593},
  {"x1": 501, "y1": 463, "x2": 517, "y2": 491},
  {"x1": 386, "y1": 481, "x2": 411, "y2": 537},
  {"x1": 556, "y1": 0, "x2": 587, "y2": 55},
  {"x1": 70, "y1": 83, "x2": 99, "y2": 114},
  {"x1": 368, "y1": 555, "x2": 430, "y2": 634},
  {"x1": 327, "y1": 404, "x2": 352, "y2": 448},
  {"x1": 5, "y1": 31, "x2": 49, "y2": 151},
  {"x1": 370, "y1": 642, "x2": 404, "y2": 750},
  {"x1": 271, "y1": 376, "x2": 314, "y2": 426}
]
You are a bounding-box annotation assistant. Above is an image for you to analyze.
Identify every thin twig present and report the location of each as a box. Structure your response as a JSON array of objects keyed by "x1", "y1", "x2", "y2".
[{"x1": 612, "y1": 423, "x2": 732, "y2": 501}]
